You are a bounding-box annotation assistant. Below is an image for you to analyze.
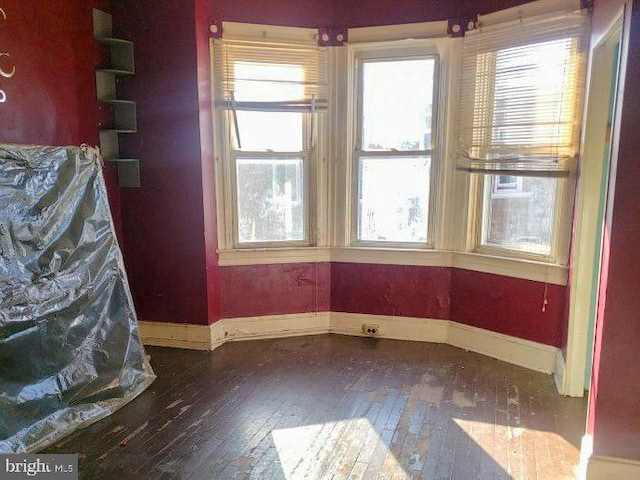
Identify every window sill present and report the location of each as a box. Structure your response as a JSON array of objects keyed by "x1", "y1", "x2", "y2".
[
  {"x1": 452, "y1": 252, "x2": 567, "y2": 285},
  {"x1": 217, "y1": 246, "x2": 568, "y2": 285},
  {"x1": 331, "y1": 247, "x2": 452, "y2": 267},
  {"x1": 218, "y1": 247, "x2": 332, "y2": 266}
]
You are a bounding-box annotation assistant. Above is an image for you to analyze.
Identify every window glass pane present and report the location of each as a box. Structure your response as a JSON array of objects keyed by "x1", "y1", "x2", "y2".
[
  {"x1": 358, "y1": 156, "x2": 430, "y2": 242},
  {"x1": 235, "y1": 111, "x2": 303, "y2": 151},
  {"x1": 236, "y1": 158, "x2": 305, "y2": 243},
  {"x1": 361, "y1": 58, "x2": 435, "y2": 151},
  {"x1": 234, "y1": 62, "x2": 305, "y2": 102},
  {"x1": 483, "y1": 175, "x2": 556, "y2": 255}
]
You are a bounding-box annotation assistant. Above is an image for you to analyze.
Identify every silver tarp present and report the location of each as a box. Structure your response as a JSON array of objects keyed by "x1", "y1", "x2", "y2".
[{"x1": 0, "y1": 143, "x2": 155, "y2": 453}]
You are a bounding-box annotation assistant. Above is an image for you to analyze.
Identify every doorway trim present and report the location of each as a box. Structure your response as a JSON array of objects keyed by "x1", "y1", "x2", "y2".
[{"x1": 562, "y1": 4, "x2": 628, "y2": 397}]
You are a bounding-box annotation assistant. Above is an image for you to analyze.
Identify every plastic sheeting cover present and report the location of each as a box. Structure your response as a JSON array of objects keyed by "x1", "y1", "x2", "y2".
[{"x1": 0, "y1": 144, "x2": 155, "y2": 453}]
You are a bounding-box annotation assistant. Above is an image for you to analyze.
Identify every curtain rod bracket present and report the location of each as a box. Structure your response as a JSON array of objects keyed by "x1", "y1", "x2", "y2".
[
  {"x1": 317, "y1": 27, "x2": 347, "y2": 47},
  {"x1": 447, "y1": 15, "x2": 478, "y2": 38},
  {"x1": 209, "y1": 18, "x2": 223, "y2": 39}
]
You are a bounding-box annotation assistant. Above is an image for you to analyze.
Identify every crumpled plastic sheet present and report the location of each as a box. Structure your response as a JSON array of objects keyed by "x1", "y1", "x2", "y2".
[{"x1": 0, "y1": 143, "x2": 155, "y2": 453}]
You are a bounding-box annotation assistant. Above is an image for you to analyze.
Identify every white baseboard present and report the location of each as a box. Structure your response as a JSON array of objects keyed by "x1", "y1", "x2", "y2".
[
  {"x1": 139, "y1": 312, "x2": 560, "y2": 376},
  {"x1": 580, "y1": 434, "x2": 594, "y2": 479},
  {"x1": 587, "y1": 454, "x2": 640, "y2": 479},
  {"x1": 554, "y1": 349, "x2": 567, "y2": 394},
  {"x1": 448, "y1": 321, "x2": 558, "y2": 374},
  {"x1": 138, "y1": 321, "x2": 212, "y2": 350},
  {"x1": 330, "y1": 312, "x2": 449, "y2": 343},
  {"x1": 212, "y1": 312, "x2": 331, "y2": 344}
]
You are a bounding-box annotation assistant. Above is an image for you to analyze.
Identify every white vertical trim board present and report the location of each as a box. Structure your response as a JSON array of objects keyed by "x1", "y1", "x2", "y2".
[
  {"x1": 564, "y1": 6, "x2": 627, "y2": 398},
  {"x1": 554, "y1": 349, "x2": 567, "y2": 393},
  {"x1": 139, "y1": 313, "x2": 560, "y2": 377},
  {"x1": 580, "y1": 434, "x2": 594, "y2": 480}
]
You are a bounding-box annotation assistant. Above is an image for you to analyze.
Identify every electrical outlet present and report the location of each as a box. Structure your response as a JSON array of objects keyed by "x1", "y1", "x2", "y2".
[{"x1": 362, "y1": 324, "x2": 380, "y2": 336}]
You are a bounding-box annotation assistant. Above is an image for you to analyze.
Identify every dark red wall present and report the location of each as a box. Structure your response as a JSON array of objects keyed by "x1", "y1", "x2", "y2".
[
  {"x1": 339, "y1": 0, "x2": 532, "y2": 28},
  {"x1": 221, "y1": 263, "x2": 330, "y2": 318},
  {"x1": 451, "y1": 269, "x2": 565, "y2": 346},
  {"x1": 1, "y1": 1, "x2": 93, "y2": 144},
  {"x1": 195, "y1": 0, "x2": 223, "y2": 322},
  {"x1": 0, "y1": 0, "x2": 122, "y2": 241},
  {"x1": 111, "y1": 0, "x2": 211, "y2": 325},
  {"x1": 588, "y1": 0, "x2": 640, "y2": 461},
  {"x1": 207, "y1": 0, "x2": 534, "y2": 29},
  {"x1": 209, "y1": 0, "x2": 334, "y2": 27},
  {"x1": 331, "y1": 263, "x2": 450, "y2": 319},
  {"x1": 329, "y1": 265, "x2": 564, "y2": 347}
]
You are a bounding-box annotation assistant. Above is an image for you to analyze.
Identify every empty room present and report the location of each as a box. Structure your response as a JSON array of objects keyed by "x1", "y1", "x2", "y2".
[{"x1": 1, "y1": 0, "x2": 639, "y2": 478}]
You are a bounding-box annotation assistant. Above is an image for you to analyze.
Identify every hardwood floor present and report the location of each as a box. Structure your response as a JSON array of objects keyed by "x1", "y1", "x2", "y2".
[{"x1": 47, "y1": 334, "x2": 587, "y2": 479}]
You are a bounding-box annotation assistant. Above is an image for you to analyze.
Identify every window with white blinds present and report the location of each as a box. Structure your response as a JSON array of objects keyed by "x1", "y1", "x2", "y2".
[
  {"x1": 212, "y1": 31, "x2": 328, "y2": 248},
  {"x1": 457, "y1": 11, "x2": 589, "y2": 176},
  {"x1": 459, "y1": 10, "x2": 589, "y2": 261}
]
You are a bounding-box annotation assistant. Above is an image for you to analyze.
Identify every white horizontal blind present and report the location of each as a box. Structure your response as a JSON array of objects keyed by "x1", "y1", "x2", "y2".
[
  {"x1": 213, "y1": 40, "x2": 328, "y2": 112},
  {"x1": 457, "y1": 10, "x2": 588, "y2": 176}
]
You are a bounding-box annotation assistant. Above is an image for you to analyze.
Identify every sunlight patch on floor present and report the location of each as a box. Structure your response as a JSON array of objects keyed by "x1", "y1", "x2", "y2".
[
  {"x1": 272, "y1": 417, "x2": 407, "y2": 479},
  {"x1": 453, "y1": 417, "x2": 580, "y2": 479}
]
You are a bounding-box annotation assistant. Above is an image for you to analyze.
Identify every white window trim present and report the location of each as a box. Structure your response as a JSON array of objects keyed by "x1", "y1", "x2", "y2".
[
  {"x1": 338, "y1": 38, "x2": 451, "y2": 251},
  {"x1": 351, "y1": 50, "x2": 439, "y2": 248}
]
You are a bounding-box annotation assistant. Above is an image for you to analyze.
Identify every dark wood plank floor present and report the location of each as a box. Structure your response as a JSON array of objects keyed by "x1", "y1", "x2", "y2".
[{"x1": 47, "y1": 334, "x2": 587, "y2": 479}]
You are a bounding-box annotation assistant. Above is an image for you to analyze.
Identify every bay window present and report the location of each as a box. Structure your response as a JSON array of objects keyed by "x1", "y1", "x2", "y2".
[{"x1": 213, "y1": 5, "x2": 589, "y2": 280}]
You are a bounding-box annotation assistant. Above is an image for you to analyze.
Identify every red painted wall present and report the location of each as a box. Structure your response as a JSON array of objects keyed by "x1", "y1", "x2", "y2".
[
  {"x1": 331, "y1": 263, "x2": 451, "y2": 319},
  {"x1": 451, "y1": 269, "x2": 565, "y2": 346},
  {"x1": 221, "y1": 263, "x2": 330, "y2": 318},
  {"x1": 329, "y1": 265, "x2": 563, "y2": 347},
  {"x1": 209, "y1": 0, "x2": 334, "y2": 28},
  {"x1": 195, "y1": 0, "x2": 223, "y2": 322},
  {"x1": 207, "y1": 0, "x2": 534, "y2": 29},
  {"x1": 588, "y1": 0, "x2": 640, "y2": 461},
  {"x1": 1, "y1": 1, "x2": 92, "y2": 144},
  {"x1": 0, "y1": 0, "x2": 122, "y2": 241},
  {"x1": 112, "y1": 0, "x2": 210, "y2": 325},
  {"x1": 336, "y1": 0, "x2": 533, "y2": 28}
]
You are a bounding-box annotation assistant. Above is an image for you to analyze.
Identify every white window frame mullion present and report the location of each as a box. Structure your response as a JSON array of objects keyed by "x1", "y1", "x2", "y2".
[{"x1": 212, "y1": 93, "x2": 236, "y2": 250}]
